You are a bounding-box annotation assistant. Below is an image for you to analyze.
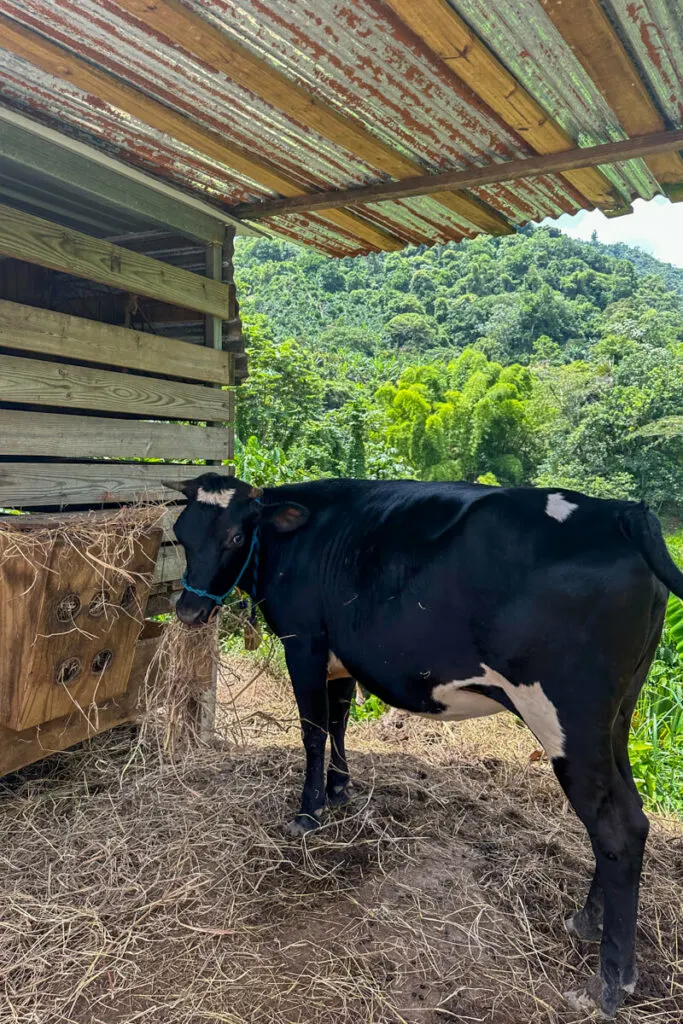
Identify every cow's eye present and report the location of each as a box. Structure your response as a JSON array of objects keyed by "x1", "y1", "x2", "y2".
[{"x1": 232, "y1": 532, "x2": 244, "y2": 546}]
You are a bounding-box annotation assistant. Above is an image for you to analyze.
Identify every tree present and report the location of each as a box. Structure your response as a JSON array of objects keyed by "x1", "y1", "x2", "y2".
[
  {"x1": 384, "y1": 313, "x2": 439, "y2": 350},
  {"x1": 376, "y1": 349, "x2": 538, "y2": 483}
]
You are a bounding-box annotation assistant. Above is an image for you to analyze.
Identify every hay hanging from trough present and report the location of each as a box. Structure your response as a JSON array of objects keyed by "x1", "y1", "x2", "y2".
[
  {"x1": 139, "y1": 605, "x2": 263, "y2": 758},
  {"x1": 0, "y1": 502, "x2": 173, "y2": 605}
]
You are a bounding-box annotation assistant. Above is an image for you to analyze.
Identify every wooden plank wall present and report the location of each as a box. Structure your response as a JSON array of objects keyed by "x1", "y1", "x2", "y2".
[{"x1": 0, "y1": 210, "x2": 241, "y2": 593}]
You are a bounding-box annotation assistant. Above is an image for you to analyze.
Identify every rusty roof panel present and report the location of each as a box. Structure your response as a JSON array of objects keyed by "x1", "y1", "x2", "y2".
[
  {"x1": 449, "y1": 0, "x2": 662, "y2": 200},
  {"x1": 606, "y1": 0, "x2": 683, "y2": 127},
  {"x1": 181, "y1": 1, "x2": 587, "y2": 203},
  {"x1": 0, "y1": 51, "x2": 274, "y2": 204},
  {"x1": 0, "y1": 0, "x2": 678, "y2": 255},
  {"x1": 0, "y1": 0, "x2": 388, "y2": 193}
]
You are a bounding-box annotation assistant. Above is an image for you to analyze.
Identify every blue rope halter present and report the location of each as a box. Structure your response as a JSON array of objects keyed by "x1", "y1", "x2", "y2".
[{"x1": 181, "y1": 527, "x2": 260, "y2": 606}]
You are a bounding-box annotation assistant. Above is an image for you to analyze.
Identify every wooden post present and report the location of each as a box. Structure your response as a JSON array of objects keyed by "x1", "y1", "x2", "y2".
[{"x1": 191, "y1": 230, "x2": 235, "y2": 739}]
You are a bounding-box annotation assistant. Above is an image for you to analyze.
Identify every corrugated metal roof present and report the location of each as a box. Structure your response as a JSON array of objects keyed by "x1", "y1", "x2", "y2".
[
  {"x1": 606, "y1": 0, "x2": 683, "y2": 127},
  {"x1": 449, "y1": 0, "x2": 661, "y2": 199},
  {"x1": 0, "y1": 0, "x2": 680, "y2": 255}
]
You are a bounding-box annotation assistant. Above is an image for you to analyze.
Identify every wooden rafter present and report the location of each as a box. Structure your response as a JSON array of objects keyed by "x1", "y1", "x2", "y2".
[
  {"x1": 383, "y1": 0, "x2": 616, "y2": 208},
  {"x1": 0, "y1": 14, "x2": 403, "y2": 252},
  {"x1": 540, "y1": 0, "x2": 683, "y2": 185},
  {"x1": 235, "y1": 128, "x2": 683, "y2": 218},
  {"x1": 108, "y1": 0, "x2": 513, "y2": 237}
]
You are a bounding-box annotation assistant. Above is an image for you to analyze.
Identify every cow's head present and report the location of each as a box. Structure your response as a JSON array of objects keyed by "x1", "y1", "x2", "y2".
[{"x1": 166, "y1": 473, "x2": 309, "y2": 626}]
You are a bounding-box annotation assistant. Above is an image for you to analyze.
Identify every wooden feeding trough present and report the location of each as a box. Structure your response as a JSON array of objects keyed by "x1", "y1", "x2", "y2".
[{"x1": 0, "y1": 516, "x2": 162, "y2": 733}]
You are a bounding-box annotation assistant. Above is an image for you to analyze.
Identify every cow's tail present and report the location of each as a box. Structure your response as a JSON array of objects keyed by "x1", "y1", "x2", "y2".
[{"x1": 619, "y1": 502, "x2": 683, "y2": 599}]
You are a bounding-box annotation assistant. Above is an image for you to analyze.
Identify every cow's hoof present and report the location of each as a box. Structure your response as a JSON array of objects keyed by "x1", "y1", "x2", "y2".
[
  {"x1": 564, "y1": 974, "x2": 628, "y2": 1019},
  {"x1": 284, "y1": 813, "x2": 321, "y2": 838},
  {"x1": 327, "y1": 783, "x2": 353, "y2": 807},
  {"x1": 564, "y1": 911, "x2": 603, "y2": 942}
]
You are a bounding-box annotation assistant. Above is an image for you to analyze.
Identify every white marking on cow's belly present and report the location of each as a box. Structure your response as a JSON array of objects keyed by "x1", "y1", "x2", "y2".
[
  {"x1": 426, "y1": 664, "x2": 566, "y2": 759},
  {"x1": 197, "y1": 487, "x2": 234, "y2": 507},
  {"x1": 545, "y1": 492, "x2": 578, "y2": 522},
  {"x1": 419, "y1": 683, "x2": 502, "y2": 722}
]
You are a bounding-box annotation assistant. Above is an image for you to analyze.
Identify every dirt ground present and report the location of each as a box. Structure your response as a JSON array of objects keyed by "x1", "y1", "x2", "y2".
[{"x1": 0, "y1": 656, "x2": 681, "y2": 1023}]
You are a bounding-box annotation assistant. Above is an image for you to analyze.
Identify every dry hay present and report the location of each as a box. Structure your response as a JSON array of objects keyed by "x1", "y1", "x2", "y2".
[
  {"x1": 0, "y1": 665, "x2": 681, "y2": 1024},
  {"x1": 0, "y1": 504, "x2": 172, "y2": 593},
  {"x1": 139, "y1": 614, "x2": 280, "y2": 757}
]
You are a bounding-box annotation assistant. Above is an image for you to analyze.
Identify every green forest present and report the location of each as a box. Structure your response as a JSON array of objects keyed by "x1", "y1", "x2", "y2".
[
  {"x1": 233, "y1": 226, "x2": 683, "y2": 515},
  {"x1": 232, "y1": 225, "x2": 683, "y2": 815}
]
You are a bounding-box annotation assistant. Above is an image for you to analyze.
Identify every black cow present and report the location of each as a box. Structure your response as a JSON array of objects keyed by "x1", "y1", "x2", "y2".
[{"x1": 168, "y1": 473, "x2": 683, "y2": 1018}]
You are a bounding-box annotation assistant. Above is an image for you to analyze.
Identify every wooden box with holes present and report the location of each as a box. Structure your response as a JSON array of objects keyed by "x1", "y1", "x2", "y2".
[{"x1": 0, "y1": 524, "x2": 162, "y2": 732}]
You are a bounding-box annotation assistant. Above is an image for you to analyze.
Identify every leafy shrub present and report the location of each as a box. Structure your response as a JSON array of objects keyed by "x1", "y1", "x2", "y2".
[
  {"x1": 350, "y1": 693, "x2": 387, "y2": 722},
  {"x1": 629, "y1": 600, "x2": 683, "y2": 817}
]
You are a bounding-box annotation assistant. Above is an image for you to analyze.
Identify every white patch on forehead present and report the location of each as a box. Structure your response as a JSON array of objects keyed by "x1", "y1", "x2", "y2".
[
  {"x1": 427, "y1": 664, "x2": 566, "y2": 759},
  {"x1": 196, "y1": 487, "x2": 234, "y2": 508},
  {"x1": 545, "y1": 492, "x2": 578, "y2": 522}
]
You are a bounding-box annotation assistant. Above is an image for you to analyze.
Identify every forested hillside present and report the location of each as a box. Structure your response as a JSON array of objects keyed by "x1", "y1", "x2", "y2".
[{"x1": 233, "y1": 226, "x2": 683, "y2": 516}]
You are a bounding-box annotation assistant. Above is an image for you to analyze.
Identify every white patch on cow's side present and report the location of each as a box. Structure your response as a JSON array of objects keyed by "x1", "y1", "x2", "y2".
[
  {"x1": 196, "y1": 487, "x2": 234, "y2": 508},
  {"x1": 426, "y1": 664, "x2": 566, "y2": 759},
  {"x1": 506, "y1": 680, "x2": 566, "y2": 760},
  {"x1": 426, "y1": 675, "x2": 503, "y2": 722},
  {"x1": 545, "y1": 492, "x2": 578, "y2": 523}
]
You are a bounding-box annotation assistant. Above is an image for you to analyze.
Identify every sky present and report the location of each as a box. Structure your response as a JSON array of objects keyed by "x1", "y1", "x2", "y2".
[{"x1": 543, "y1": 195, "x2": 683, "y2": 268}]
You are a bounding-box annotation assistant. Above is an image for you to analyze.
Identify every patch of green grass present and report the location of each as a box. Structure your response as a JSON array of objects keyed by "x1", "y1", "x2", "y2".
[
  {"x1": 349, "y1": 693, "x2": 387, "y2": 722},
  {"x1": 629, "y1": 622, "x2": 683, "y2": 817}
]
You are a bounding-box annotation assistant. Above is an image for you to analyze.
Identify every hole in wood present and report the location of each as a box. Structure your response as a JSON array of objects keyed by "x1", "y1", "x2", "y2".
[
  {"x1": 91, "y1": 649, "x2": 114, "y2": 675},
  {"x1": 88, "y1": 590, "x2": 112, "y2": 619},
  {"x1": 55, "y1": 657, "x2": 82, "y2": 686},
  {"x1": 55, "y1": 593, "x2": 81, "y2": 623},
  {"x1": 120, "y1": 584, "x2": 138, "y2": 610}
]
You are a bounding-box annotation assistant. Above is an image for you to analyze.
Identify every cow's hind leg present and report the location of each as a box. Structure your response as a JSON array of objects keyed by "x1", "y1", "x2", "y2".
[
  {"x1": 566, "y1": 611, "x2": 662, "y2": 949},
  {"x1": 555, "y1": 747, "x2": 649, "y2": 1018},
  {"x1": 565, "y1": 872, "x2": 603, "y2": 942},
  {"x1": 326, "y1": 676, "x2": 355, "y2": 806},
  {"x1": 564, "y1": 690, "x2": 639, "y2": 945}
]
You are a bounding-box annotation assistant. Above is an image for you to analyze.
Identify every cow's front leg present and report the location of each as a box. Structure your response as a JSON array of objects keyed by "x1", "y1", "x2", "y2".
[
  {"x1": 326, "y1": 676, "x2": 356, "y2": 806},
  {"x1": 284, "y1": 635, "x2": 329, "y2": 836}
]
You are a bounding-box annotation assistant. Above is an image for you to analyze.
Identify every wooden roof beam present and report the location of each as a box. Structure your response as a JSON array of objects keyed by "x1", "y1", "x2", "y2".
[
  {"x1": 0, "y1": 14, "x2": 403, "y2": 252},
  {"x1": 383, "y1": 0, "x2": 617, "y2": 208},
  {"x1": 110, "y1": 0, "x2": 513, "y2": 237},
  {"x1": 541, "y1": 0, "x2": 683, "y2": 186},
  {"x1": 234, "y1": 128, "x2": 683, "y2": 218}
]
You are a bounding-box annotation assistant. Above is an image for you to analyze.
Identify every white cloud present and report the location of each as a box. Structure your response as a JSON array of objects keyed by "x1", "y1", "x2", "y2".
[{"x1": 542, "y1": 196, "x2": 683, "y2": 268}]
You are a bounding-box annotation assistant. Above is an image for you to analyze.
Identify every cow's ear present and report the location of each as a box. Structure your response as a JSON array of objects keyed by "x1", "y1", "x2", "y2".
[
  {"x1": 162, "y1": 477, "x2": 199, "y2": 500},
  {"x1": 260, "y1": 502, "x2": 309, "y2": 532}
]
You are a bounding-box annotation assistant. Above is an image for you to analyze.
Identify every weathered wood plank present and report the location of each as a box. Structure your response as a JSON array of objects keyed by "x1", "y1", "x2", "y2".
[
  {"x1": 0, "y1": 633, "x2": 158, "y2": 777},
  {"x1": 0, "y1": 202, "x2": 230, "y2": 317},
  {"x1": 0, "y1": 353, "x2": 232, "y2": 421},
  {"x1": 237, "y1": 127, "x2": 683, "y2": 217},
  {"x1": 0, "y1": 463, "x2": 194, "y2": 509},
  {"x1": 153, "y1": 544, "x2": 185, "y2": 584},
  {"x1": 0, "y1": 410, "x2": 233, "y2": 461},
  {"x1": 0, "y1": 527, "x2": 161, "y2": 731},
  {"x1": 0, "y1": 300, "x2": 231, "y2": 385}
]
